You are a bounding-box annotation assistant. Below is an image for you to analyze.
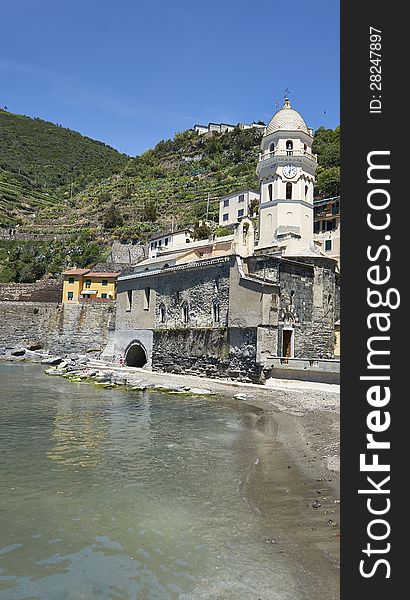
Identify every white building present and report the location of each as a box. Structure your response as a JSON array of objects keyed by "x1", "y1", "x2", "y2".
[
  {"x1": 147, "y1": 228, "x2": 194, "y2": 259},
  {"x1": 256, "y1": 98, "x2": 318, "y2": 254},
  {"x1": 193, "y1": 122, "x2": 266, "y2": 135},
  {"x1": 218, "y1": 189, "x2": 260, "y2": 226},
  {"x1": 194, "y1": 122, "x2": 236, "y2": 135}
]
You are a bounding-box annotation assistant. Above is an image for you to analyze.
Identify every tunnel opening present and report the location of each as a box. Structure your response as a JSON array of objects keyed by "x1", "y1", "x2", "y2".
[{"x1": 125, "y1": 343, "x2": 148, "y2": 368}]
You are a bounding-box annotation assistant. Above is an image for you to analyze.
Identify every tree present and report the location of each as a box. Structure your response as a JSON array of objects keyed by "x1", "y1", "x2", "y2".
[
  {"x1": 193, "y1": 222, "x2": 212, "y2": 241},
  {"x1": 315, "y1": 166, "x2": 340, "y2": 199},
  {"x1": 103, "y1": 202, "x2": 123, "y2": 229},
  {"x1": 142, "y1": 199, "x2": 157, "y2": 223}
]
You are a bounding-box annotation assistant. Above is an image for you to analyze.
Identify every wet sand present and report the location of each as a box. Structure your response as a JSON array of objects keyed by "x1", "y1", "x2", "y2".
[{"x1": 92, "y1": 364, "x2": 341, "y2": 598}]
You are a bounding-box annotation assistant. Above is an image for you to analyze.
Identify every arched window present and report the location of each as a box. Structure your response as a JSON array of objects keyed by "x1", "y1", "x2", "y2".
[
  {"x1": 305, "y1": 185, "x2": 308, "y2": 200},
  {"x1": 159, "y1": 303, "x2": 166, "y2": 323},
  {"x1": 269, "y1": 142, "x2": 275, "y2": 153},
  {"x1": 286, "y1": 140, "x2": 293, "y2": 155},
  {"x1": 212, "y1": 298, "x2": 220, "y2": 323},
  {"x1": 182, "y1": 302, "x2": 189, "y2": 324},
  {"x1": 268, "y1": 183, "x2": 273, "y2": 202},
  {"x1": 286, "y1": 183, "x2": 292, "y2": 200}
]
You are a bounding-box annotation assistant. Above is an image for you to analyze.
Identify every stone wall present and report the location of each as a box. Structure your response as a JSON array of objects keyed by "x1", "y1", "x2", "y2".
[
  {"x1": 0, "y1": 229, "x2": 67, "y2": 241},
  {"x1": 0, "y1": 279, "x2": 63, "y2": 302},
  {"x1": 154, "y1": 263, "x2": 231, "y2": 329},
  {"x1": 277, "y1": 259, "x2": 336, "y2": 359},
  {"x1": 0, "y1": 301, "x2": 115, "y2": 354},
  {"x1": 246, "y1": 256, "x2": 280, "y2": 282},
  {"x1": 116, "y1": 260, "x2": 232, "y2": 331},
  {"x1": 151, "y1": 327, "x2": 260, "y2": 382},
  {"x1": 335, "y1": 272, "x2": 341, "y2": 322},
  {"x1": 108, "y1": 241, "x2": 146, "y2": 264}
]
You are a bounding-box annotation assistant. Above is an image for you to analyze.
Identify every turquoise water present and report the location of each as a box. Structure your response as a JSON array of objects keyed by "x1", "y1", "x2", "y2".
[{"x1": 0, "y1": 363, "x2": 326, "y2": 599}]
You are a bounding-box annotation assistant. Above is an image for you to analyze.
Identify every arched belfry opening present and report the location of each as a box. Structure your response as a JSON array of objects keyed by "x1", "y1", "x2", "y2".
[{"x1": 125, "y1": 342, "x2": 148, "y2": 367}]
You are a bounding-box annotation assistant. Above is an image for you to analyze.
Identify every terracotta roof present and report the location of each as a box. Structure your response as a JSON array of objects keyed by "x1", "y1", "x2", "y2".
[
  {"x1": 63, "y1": 269, "x2": 91, "y2": 275},
  {"x1": 87, "y1": 272, "x2": 120, "y2": 278}
]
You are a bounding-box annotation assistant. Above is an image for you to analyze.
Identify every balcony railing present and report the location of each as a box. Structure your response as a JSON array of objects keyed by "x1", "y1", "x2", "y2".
[{"x1": 259, "y1": 149, "x2": 317, "y2": 162}]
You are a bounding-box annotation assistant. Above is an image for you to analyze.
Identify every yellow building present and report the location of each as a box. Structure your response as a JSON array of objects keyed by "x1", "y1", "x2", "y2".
[{"x1": 62, "y1": 269, "x2": 120, "y2": 303}]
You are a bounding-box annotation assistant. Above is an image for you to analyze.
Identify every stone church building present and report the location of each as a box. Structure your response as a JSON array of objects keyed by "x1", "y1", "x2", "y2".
[{"x1": 104, "y1": 99, "x2": 340, "y2": 382}]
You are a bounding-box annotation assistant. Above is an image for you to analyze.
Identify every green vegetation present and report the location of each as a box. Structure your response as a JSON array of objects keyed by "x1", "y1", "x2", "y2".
[
  {"x1": 0, "y1": 235, "x2": 106, "y2": 283},
  {"x1": 312, "y1": 126, "x2": 340, "y2": 198},
  {"x1": 0, "y1": 108, "x2": 128, "y2": 225},
  {"x1": 65, "y1": 127, "x2": 264, "y2": 238},
  {"x1": 0, "y1": 109, "x2": 340, "y2": 282}
]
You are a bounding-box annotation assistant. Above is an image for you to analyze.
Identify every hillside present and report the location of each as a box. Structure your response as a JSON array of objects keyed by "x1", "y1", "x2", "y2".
[
  {"x1": 0, "y1": 109, "x2": 128, "y2": 226},
  {"x1": 22, "y1": 125, "x2": 340, "y2": 240},
  {"x1": 0, "y1": 112, "x2": 339, "y2": 283}
]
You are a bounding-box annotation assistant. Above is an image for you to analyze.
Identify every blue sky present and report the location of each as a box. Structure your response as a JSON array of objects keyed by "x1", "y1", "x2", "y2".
[{"x1": 0, "y1": 0, "x2": 339, "y2": 156}]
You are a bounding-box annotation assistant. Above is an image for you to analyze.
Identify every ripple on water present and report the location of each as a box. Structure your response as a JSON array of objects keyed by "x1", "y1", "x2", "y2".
[{"x1": 0, "y1": 363, "x2": 330, "y2": 599}]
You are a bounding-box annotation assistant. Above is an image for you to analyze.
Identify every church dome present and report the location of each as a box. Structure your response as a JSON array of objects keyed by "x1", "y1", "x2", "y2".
[{"x1": 265, "y1": 98, "x2": 309, "y2": 136}]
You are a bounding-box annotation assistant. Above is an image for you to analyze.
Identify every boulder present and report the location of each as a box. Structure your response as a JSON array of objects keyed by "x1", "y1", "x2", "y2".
[
  {"x1": 112, "y1": 376, "x2": 127, "y2": 385},
  {"x1": 233, "y1": 393, "x2": 248, "y2": 401},
  {"x1": 189, "y1": 387, "x2": 215, "y2": 396},
  {"x1": 11, "y1": 348, "x2": 26, "y2": 357},
  {"x1": 152, "y1": 384, "x2": 187, "y2": 392},
  {"x1": 26, "y1": 342, "x2": 43, "y2": 351},
  {"x1": 41, "y1": 356, "x2": 63, "y2": 365},
  {"x1": 45, "y1": 367, "x2": 65, "y2": 376}
]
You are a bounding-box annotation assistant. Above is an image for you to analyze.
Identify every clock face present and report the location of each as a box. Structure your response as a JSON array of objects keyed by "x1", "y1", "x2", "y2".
[{"x1": 283, "y1": 164, "x2": 297, "y2": 179}]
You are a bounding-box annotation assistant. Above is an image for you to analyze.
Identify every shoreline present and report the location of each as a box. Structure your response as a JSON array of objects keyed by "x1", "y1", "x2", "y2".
[
  {"x1": 2, "y1": 354, "x2": 340, "y2": 596},
  {"x1": 1, "y1": 353, "x2": 340, "y2": 491}
]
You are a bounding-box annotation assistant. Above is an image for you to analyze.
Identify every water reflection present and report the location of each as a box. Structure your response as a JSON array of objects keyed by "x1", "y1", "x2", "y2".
[
  {"x1": 0, "y1": 363, "x2": 332, "y2": 600},
  {"x1": 46, "y1": 393, "x2": 152, "y2": 468}
]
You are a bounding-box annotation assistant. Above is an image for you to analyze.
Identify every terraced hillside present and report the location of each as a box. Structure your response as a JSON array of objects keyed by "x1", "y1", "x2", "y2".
[
  {"x1": 0, "y1": 108, "x2": 339, "y2": 282},
  {"x1": 0, "y1": 109, "x2": 128, "y2": 226},
  {"x1": 27, "y1": 127, "x2": 265, "y2": 239}
]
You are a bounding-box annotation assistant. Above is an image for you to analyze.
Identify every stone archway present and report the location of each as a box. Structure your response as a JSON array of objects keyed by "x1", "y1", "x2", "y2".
[{"x1": 125, "y1": 342, "x2": 148, "y2": 367}]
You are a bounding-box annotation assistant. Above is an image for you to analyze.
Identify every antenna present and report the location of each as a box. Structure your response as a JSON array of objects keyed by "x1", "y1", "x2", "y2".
[{"x1": 275, "y1": 97, "x2": 280, "y2": 112}]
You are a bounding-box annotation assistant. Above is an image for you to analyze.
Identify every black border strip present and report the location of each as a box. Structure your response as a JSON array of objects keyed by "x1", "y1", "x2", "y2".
[{"x1": 341, "y1": 0, "x2": 406, "y2": 596}]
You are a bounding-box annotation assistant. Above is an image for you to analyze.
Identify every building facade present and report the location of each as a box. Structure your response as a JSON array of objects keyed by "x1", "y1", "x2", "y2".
[
  {"x1": 106, "y1": 250, "x2": 338, "y2": 382},
  {"x1": 62, "y1": 269, "x2": 120, "y2": 303},
  {"x1": 256, "y1": 98, "x2": 318, "y2": 253},
  {"x1": 104, "y1": 99, "x2": 340, "y2": 382},
  {"x1": 219, "y1": 189, "x2": 260, "y2": 226},
  {"x1": 193, "y1": 122, "x2": 266, "y2": 135},
  {"x1": 313, "y1": 196, "x2": 340, "y2": 264},
  {"x1": 147, "y1": 229, "x2": 193, "y2": 259}
]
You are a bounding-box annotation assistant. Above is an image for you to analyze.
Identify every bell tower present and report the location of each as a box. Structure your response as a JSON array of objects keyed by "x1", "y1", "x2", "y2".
[{"x1": 256, "y1": 98, "x2": 317, "y2": 252}]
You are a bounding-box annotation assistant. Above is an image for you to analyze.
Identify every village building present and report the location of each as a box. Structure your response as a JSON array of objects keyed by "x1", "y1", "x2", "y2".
[
  {"x1": 147, "y1": 228, "x2": 194, "y2": 259},
  {"x1": 105, "y1": 99, "x2": 340, "y2": 382},
  {"x1": 219, "y1": 189, "x2": 260, "y2": 226},
  {"x1": 313, "y1": 195, "x2": 340, "y2": 264},
  {"x1": 62, "y1": 269, "x2": 120, "y2": 303},
  {"x1": 193, "y1": 121, "x2": 266, "y2": 135}
]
